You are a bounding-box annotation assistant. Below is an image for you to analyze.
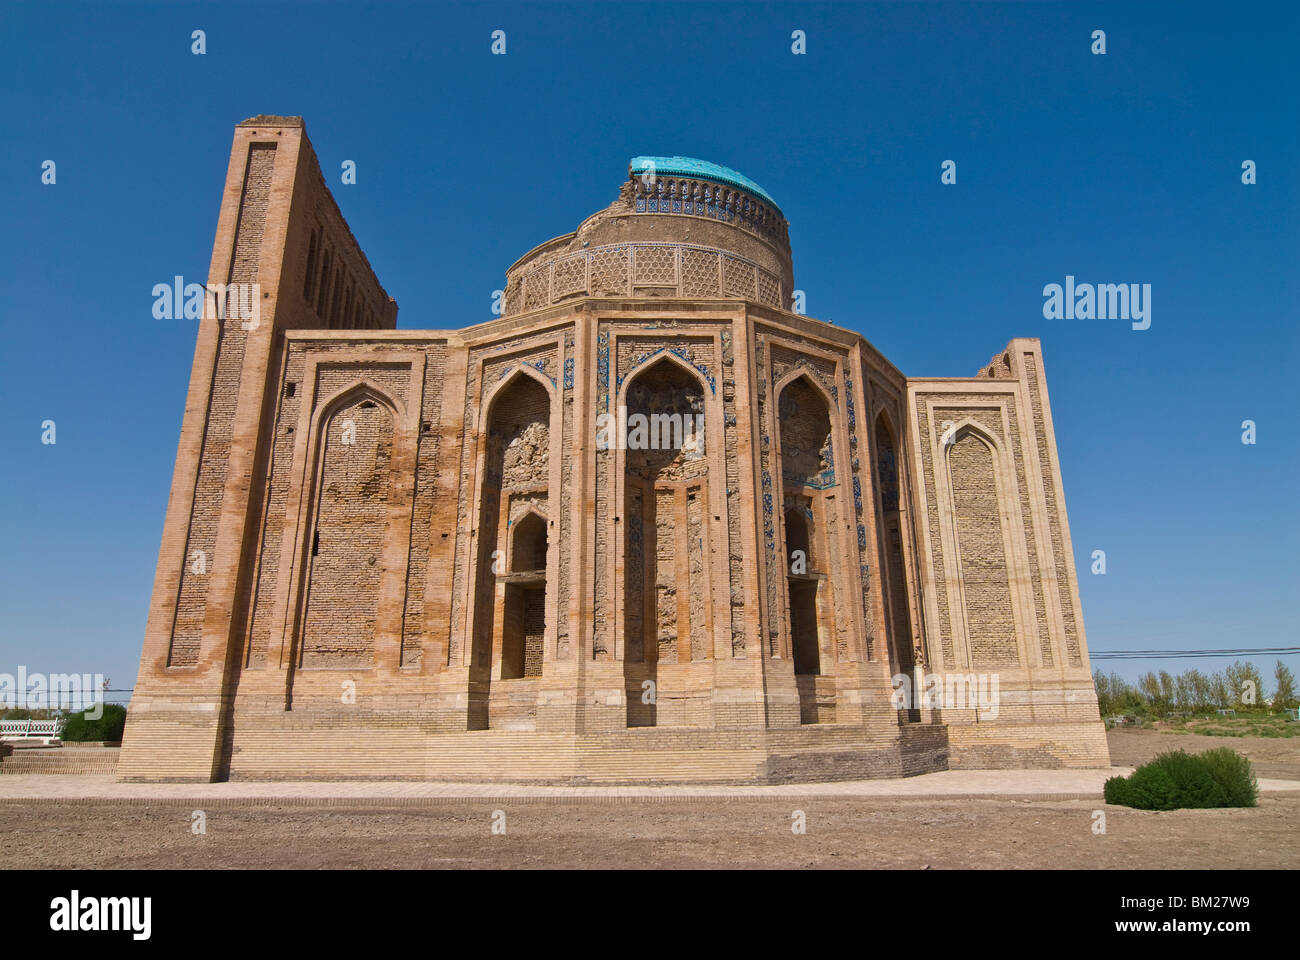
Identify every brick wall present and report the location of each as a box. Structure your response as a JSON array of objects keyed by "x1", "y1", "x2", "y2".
[{"x1": 948, "y1": 430, "x2": 1019, "y2": 667}]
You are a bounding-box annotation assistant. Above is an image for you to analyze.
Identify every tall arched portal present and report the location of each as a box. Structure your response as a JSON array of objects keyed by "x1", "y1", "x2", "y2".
[
  {"x1": 778, "y1": 376, "x2": 837, "y2": 723},
  {"x1": 622, "y1": 357, "x2": 708, "y2": 727},
  {"x1": 470, "y1": 372, "x2": 552, "y2": 728}
]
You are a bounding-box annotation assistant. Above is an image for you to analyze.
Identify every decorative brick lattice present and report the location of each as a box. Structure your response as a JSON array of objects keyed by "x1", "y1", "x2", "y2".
[
  {"x1": 590, "y1": 245, "x2": 629, "y2": 296},
  {"x1": 722, "y1": 255, "x2": 756, "y2": 300},
  {"x1": 507, "y1": 243, "x2": 782, "y2": 314},
  {"x1": 681, "y1": 248, "x2": 720, "y2": 297},
  {"x1": 552, "y1": 255, "x2": 586, "y2": 298},
  {"x1": 524, "y1": 269, "x2": 549, "y2": 311},
  {"x1": 505, "y1": 281, "x2": 523, "y2": 315},
  {"x1": 633, "y1": 244, "x2": 676, "y2": 285},
  {"x1": 521, "y1": 591, "x2": 545, "y2": 676}
]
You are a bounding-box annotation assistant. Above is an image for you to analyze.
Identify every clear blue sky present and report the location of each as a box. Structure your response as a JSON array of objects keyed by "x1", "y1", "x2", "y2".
[{"x1": 1, "y1": 1, "x2": 1296, "y2": 699}]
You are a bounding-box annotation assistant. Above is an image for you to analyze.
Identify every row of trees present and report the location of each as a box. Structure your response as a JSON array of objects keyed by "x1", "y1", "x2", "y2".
[
  {"x1": 1094, "y1": 660, "x2": 1297, "y2": 717},
  {"x1": 0, "y1": 704, "x2": 127, "y2": 741}
]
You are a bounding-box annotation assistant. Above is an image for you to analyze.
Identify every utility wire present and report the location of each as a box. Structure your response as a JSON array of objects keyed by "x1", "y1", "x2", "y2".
[{"x1": 1091, "y1": 646, "x2": 1300, "y2": 661}]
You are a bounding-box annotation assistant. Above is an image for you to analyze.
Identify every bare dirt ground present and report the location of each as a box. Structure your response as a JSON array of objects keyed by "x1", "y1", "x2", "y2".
[
  {"x1": 1, "y1": 728, "x2": 1295, "y2": 869},
  {"x1": 1, "y1": 795, "x2": 1296, "y2": 869},
  {"x1": 1106, "y1": 727, "x2": 1300, "y2": 781}
]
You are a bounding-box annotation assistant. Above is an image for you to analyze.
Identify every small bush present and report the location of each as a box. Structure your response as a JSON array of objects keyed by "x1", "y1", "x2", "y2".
[
  {"x1": 60, "y1": 704, "x2": 127, "y2": 743},
  {"x1": 1197, "y1": 748, "x2": 1260, "y2": 807},
  {"x1": 1105, "y1": 748, "x2": 1258, "y2": 810}
]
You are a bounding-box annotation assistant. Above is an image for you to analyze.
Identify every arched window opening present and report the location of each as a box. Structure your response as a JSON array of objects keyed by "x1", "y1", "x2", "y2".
[{"x1": 511, "y1": 512, "x2": 548, "y2": 573}]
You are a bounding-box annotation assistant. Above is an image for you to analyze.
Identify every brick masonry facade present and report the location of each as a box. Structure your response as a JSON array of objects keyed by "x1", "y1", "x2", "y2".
[{"x1": 119, "y1": 118, "x2": 1108, "y2": 782}]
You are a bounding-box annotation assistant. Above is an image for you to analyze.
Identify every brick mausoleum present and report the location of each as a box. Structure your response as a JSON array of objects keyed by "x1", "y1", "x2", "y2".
[{"x1": 120, "y1": 116, "x2": 1109, "y2": 782}]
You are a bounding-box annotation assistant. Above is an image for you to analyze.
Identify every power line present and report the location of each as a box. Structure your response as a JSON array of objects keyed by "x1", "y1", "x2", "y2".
[{"x1": 1091, "y1": 646, "x2": 1300, "y2": 661}]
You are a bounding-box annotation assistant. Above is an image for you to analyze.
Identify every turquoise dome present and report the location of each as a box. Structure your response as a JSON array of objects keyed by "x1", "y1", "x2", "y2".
[{"x1": 628, "y1": 156, "x2": 780, "y2": 212}]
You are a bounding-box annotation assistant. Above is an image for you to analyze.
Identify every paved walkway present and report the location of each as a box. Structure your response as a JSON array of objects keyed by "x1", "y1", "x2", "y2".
[{"x1": 0, "y1": 769, "x2": 1297, "y2": 802}]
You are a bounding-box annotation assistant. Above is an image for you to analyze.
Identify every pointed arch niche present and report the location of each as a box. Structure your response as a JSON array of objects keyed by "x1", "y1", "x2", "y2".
[
  {"x1": 942, "y1": 422, "x2": 1022, "y2": 670},
  {"x1": 297, "y1": 385, "x2": 402, "y2": 670},
  {"x1": 618, "y1": 354, "x2": 710, "y2": 728},
  {"x1": 469, "y1": 368, "x2": 556, "y2": 728},
  {"x1": 775, "y1": 373, "x2": 841, "y2": 724}
]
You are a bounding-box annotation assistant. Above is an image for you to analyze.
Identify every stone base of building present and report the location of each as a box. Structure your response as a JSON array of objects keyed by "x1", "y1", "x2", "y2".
[
  {"x1": 118, "y1": 709, "x2": 1109, "y2": 784},
  {"x1": 944, "y1": 721, "x2": 1112, "y2": 771}
]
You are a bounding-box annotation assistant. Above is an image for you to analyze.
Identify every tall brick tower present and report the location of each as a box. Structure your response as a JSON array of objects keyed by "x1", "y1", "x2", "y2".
[{"x1": 121, "y1": 118, "x2": 396, "y2": 779}]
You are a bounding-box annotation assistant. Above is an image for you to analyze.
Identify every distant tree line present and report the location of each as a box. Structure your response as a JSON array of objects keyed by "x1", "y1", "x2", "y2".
[
  {"x1": 1095, "y1": 660, "x2": 1297, "y2": 717},
  {"x1": 0, "y1": 703, "x2": 127, "y2": 741}
]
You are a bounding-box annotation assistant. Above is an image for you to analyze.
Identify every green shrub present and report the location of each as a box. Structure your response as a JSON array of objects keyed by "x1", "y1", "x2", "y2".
[
  {"x1": 1197, "y1": 747, "x2": 1259, "y2": 807},
  {"x1": 59, "y1": 704, "x2": 127, "y2": 743},
  {"x1": 1104, "y1": 748, "x2": 1258, "y2": 810}
]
